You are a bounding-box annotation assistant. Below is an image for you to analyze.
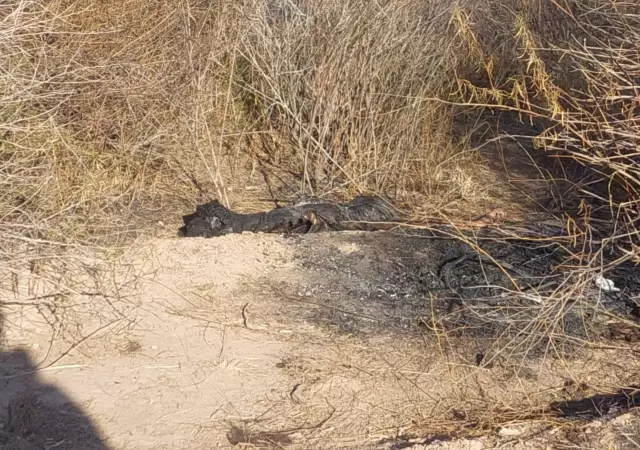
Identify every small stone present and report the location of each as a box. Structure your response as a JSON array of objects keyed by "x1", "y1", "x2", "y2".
[
  {"x1": 498, "y1": 427, "x2": 523, "y2": 437},
  {"x1": 150, "y1": 345, "x2": 158, "y2": 350},
  {"x1": 32, "y1": 343, "x2": 40, "y2": 350}
]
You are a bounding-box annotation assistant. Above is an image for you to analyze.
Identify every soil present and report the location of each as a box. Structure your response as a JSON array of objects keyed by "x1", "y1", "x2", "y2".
[{"x1": 1, "y1": 229, "x2": 640, "y2": 449}]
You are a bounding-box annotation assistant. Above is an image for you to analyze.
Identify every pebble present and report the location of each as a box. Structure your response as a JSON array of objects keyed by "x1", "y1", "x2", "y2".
[{"x1": 498, "y1": 427, "x2": 523, "y2": 437}]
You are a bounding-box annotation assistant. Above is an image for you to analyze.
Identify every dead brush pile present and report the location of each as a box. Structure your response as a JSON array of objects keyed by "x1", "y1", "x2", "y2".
[
  {"x1": 233, "y1": 0, "x2": 495, "y2": 212},
  {"x1": 444, "y1": 0, "x2": 640, "y2": 357}
]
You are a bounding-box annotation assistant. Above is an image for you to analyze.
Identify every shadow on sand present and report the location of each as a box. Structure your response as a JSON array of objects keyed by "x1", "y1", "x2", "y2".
[{"x1": 0, "y1": 312, "x2": 110, "y2": 450}]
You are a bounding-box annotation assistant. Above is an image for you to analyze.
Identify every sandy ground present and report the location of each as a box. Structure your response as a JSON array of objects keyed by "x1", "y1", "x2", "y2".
[{"x1": 1, "y1": 231, "x2": 639, "y2": 449}]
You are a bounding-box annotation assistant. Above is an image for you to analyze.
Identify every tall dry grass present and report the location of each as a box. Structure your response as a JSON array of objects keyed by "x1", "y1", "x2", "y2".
[
  {"x1": 234, "y1": 0, "x2": 484, "y2": 206},
  {"x1": 0, "y1": 0, "x2": 239, "y2": 253},
  {"x1": 445, "y1": 0, "x2": 640, "y2": 360},
  {"x1": 1, "y1": 0, "x2": 502, "y2": 249},
  {"x1": 454, "y1": 0, "x2": 639, "y2": 236}
]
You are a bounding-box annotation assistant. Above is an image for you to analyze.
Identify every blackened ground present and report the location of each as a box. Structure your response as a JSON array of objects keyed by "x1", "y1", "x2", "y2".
[
  {"x1": 264, "y1": 230, "x2": 640, "y2": 359},
  {"x1": 551, "y1": 387, "x2": 640, "y2": 419}
]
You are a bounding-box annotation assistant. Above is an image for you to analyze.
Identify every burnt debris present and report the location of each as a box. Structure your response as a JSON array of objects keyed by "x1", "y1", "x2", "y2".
[
  {"x1": 178, "y1": 195, "x2": 401, "y2": 238},
  {"x1": 550, "y1": 387, "x2": 640, "y2": 419}
]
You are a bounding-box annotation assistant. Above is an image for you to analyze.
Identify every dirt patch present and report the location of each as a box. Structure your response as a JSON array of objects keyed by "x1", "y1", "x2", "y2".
[
  {"x1": 258, "y1": 232, "x2": 640, "y2": 358},
  {"x1": 1, "y1": 233, "x2": 640, "y2": 449},
  {"x1": 0, "y1": 349, "x2": 109, "y2": 450}
]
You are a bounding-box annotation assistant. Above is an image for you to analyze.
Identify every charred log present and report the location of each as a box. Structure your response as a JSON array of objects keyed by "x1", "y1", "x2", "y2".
[{"x1": 178, "y1": 195, "x2": 401, "y2": 238}]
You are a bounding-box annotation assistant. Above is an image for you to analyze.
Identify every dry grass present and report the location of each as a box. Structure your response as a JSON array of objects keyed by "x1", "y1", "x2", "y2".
[
  {"x1": 234, "y1": 0, "x2": 483, "y2": 204},
  {"x1": 1, "y1": 1, "x2": 636, "y2": 229},
  {"x1": 454, "y1": 0, "x2": 640, "y2": 236},
  {"x1": 0, "y1": 0, "x2": 551, "y2": 243},
  {"x1": 442, "y1": 0, "x2": 640, "y2": 359},
  {"x1": 1, "y1": 0, "x2": 238, "y2": 249}
]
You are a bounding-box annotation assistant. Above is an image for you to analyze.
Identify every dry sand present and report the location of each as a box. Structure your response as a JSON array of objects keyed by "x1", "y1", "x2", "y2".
[{"x1": 1, "y1": 232, "x2": 638, "y2": 449}]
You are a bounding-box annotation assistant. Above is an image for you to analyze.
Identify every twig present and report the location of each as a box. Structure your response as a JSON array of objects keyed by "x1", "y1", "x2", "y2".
[
  {"x1": 242, "y1": 302, "x2": 250, "y2": 329},
  {"x1": 289, "y1": 383, "x2": 302, "y2": 404},
  {"x1": 0, "y1": 364, "x2": 87, "y2": 380},
  {"x1": 37, "y1": 319, "x2": 123, "y2": 369}
]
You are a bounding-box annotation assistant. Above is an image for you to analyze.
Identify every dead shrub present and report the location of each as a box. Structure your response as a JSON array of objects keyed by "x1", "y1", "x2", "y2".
[
  {"x1": 233, "y1": 0, "x2": 492, "y2": 212},
  {"x1": 448, "y1": 0, "x2": 640, "y2": 355},
  {"x1": 0, "y1": 0, "x2": 242, "y2": 253}
]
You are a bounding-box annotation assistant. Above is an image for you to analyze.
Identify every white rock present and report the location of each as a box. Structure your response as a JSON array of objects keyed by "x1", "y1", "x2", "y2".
[
  {"x1": 595, "y1": 275, "x2": 621, "y2": 293},
  {"x1": 498, "y1": 427, "x2": 523, "y2": 437}
]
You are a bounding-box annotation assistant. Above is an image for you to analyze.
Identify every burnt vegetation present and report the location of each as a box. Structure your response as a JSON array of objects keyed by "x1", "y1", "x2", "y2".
[{"x1": 178, "y1": 195, "x2": 401, "y2": 237}]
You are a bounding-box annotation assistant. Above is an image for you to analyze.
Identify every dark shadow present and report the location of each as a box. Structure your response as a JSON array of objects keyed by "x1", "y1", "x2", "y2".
[
  {"x1": 0, "y1": 309, "x2": 111, "y2": 449},
  {"x1": 551, "y1": 387, "x2": 640, "y2": 420},
  {"x1": 379, "y1": 433, "x2": 456, "y2": 450},
  {"x1": 458, "y1": 110, "x2": 588, "y2": 214},
  {"x1": 226, "y1": 425, "x2": 293, "y2": 447}
]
